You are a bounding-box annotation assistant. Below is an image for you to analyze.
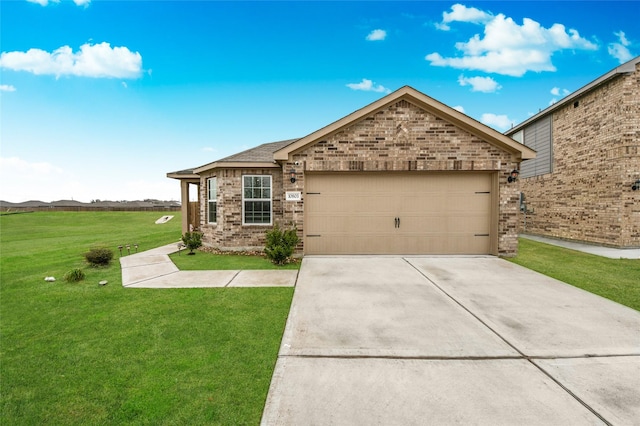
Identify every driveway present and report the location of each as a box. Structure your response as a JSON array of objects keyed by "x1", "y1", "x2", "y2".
[{"x1": 261, "y1": 256, "x2": 640, "y2": 425}]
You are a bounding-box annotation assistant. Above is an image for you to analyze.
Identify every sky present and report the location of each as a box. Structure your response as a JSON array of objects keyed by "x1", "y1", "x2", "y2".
[{"x1": 1, "y1": 0, "x2": 638, "y2": 203}]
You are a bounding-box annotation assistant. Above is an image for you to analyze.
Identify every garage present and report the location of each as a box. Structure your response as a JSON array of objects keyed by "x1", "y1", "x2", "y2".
[
  {"x1": 304, "y1": 172, "x2": 496, "y2": 255},
  {"x1": 171, "y1": 86, "x2": 535, "y2": 256}
]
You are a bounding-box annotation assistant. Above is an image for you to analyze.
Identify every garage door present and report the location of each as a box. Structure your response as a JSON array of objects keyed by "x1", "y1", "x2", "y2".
[{"x1": 304, "y1": 172, "x2": 494, "y2": 255}]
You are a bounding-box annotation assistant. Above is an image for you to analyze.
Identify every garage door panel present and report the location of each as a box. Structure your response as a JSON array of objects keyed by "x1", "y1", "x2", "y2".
[
  {"x1": 305, "y1": 173, "x2": 493, "y2": 255},
  {"x1": 400, "y1": 215, "x2": 489, "y2": 234},
  {"x1": 307, "y1": 214, "x2": 393, "y2": 234}
]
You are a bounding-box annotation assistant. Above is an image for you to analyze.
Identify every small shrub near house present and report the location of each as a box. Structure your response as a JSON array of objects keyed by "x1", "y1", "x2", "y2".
[
  {"x1": 85, "y1": 247, "x2": 114, "y2": 267},
  {"x1": 182, "y1": 231, "x2": 203, "y2": 255},
  {"x1": 63, "y1": 268, "x2": 85, "y2": 283},
  {"x1": 265, "y1": 224, "x2": 299, "y2": 265}
]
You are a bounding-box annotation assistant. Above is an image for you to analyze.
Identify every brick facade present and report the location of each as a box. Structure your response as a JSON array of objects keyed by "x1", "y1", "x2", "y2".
[
  {"x1": 199, "y1": 168, "x2": 284, "y2": 251},
  {"x1": 519, "y1": 62, "x2": 640, "y2": 248},
  {"x1": 197, "y1": 99, "x2": 524, "y2": 256}
]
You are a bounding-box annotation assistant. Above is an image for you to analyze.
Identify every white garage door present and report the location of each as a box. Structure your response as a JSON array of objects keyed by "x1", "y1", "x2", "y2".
[{"x1": 304, "y1": 172, "x2": 494, "y2": 255}]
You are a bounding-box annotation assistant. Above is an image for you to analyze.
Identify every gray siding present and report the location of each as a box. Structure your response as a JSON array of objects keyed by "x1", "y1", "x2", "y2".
[{"x1": 520, "y1": 115, "x2": 552, "y2": 178}]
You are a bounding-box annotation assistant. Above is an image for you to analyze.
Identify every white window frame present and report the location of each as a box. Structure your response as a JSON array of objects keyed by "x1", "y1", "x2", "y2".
[
  {"x1": 242, "y1": 175, "x2": 272, "y2": 225},
  {"x1": 207, "y1": 177, "x2": 217, "y2": 224}
]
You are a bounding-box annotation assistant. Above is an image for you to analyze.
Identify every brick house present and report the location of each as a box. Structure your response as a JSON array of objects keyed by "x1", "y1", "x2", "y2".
[
  {"x1": 168, "y1": 86, "x2": 535, "y2": 256},
  {"x1": 505, "y1": 56, "x2": 640, "y2": 248}
]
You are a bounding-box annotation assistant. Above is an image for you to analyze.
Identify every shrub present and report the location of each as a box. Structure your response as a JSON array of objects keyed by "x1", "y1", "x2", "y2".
[
  {"x1": 85, "y1": 247, "x2": 114, "y2": 267},
  {"x1": 182, "y1": 232, "x2": 203, "y2": 255},
  {"x1": 63, "y1": 268, "x2": 85, "y2": 283},
  {"x1": 265, "y1": 224, "x2": 299, "y2": 265}
]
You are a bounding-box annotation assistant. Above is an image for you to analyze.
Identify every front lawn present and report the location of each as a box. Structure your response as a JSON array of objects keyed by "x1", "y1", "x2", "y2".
[
  {"x1": 0, "y1": 211, "x2": 293, "y2": 425},
  {"x1": 509, "y1": 238, "x2": 640, "y2": 311},
  {"x1": 170, "y1": 250, "x2": 300, "y2": 270}
]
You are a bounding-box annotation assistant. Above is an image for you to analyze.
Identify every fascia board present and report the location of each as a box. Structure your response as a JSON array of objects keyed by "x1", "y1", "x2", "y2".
[{"x1": 193, "y1": 161, "x2": 280, "y2": 174}]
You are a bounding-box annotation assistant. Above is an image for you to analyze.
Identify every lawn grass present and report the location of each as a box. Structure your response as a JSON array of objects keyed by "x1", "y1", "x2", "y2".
[
  {"x1": 1, "y1": 211, "x2": 293, "y2": 425},
  {"x1": 170, "y1": 250, "x2": 300, "y2": 270},
  {"x1": 508, "y1": 238, "x2": 640, "y2": 311}
]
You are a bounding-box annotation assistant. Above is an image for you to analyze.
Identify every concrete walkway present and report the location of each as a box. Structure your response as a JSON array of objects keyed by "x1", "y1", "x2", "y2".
[
  {"x1": 120, "y1": 243, "x2": 298, "y2": 288},
  {"x1": 521, "y1": 234, "x2": 640, "y2": 259},
  {"x1": 262, "y1": 256, "x2": 640, "y2": 425}
]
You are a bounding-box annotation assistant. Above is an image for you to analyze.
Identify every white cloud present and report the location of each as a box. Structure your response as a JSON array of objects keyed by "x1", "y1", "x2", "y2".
[
  {"x1": 436, "y1": 4, "x2": 493, "y2": 31},
  {"x1": 428, "y1": 5, "x2": 598, "y2": 77},
  {"x1": 549, "y1": 87, "x2": 570, "y2": 104},
  {"x1": 0, "y1": 84, "x2": 16, "y2": 92},
  {"x1": 458, "y1": 75, "x2": 501, "y2": 93},
  {"x1": 550, "y1": 87, "x2": 569, "y2": 96},
  {"x1": 202, "y1": 147, "x2": 216, "y2": 152},
  {"x1": 452, "y1": 105, "x2": 465, "y2": 113},
  {"x1": 0, "y1": 156, "x2": 179, "y2": 203},
  {"x1": 608, "y1": 31, "x2": 634, "y2": 64},
  {"x1": 346, "y1": 78, "x2": 391, "y2": 94},
  {"x1": 0, "y1": 42, "x2": 142, "y2": 79},
  {"x1": 481, "y1": 113, "x2": 513, "y2": 130},
  {"x1": 27, "y1": 0, "x2": 90, "y2": 6},
  {"x1": 0, "y1": 156, "x2": 64, "y2": 176},
  {"x1": 366, "y1": 29, "x2": 387, "y2": 41},
  {"x1": 0, "y1": 156, "x2": 71, "y2": 201}
]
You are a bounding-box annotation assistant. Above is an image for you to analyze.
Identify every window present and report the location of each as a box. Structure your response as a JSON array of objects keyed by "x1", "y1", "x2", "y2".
[
  {"x1": 207, "y1": 177, "x2": 217, "y2": 223},
  {"x1": 243, "y1": 175, "x2": 272, "y2": 225}
]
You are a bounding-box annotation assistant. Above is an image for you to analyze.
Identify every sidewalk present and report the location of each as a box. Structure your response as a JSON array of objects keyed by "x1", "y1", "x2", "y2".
[
  {"x1": 119, "y1": 243, "x2": 298, "y2": 288},
  {"x1": 520, "y1": 234, "x2": 640, "y2": 259}
]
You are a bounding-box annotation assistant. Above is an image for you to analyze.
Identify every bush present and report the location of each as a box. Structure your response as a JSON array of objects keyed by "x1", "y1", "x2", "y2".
[
  {"x1": 63, "y1": 268, "x2": 85, "y2": 283},
  {"x1": 265, "y1": 224, "x2": 299, "y2": 265},
  {"x1": 182, "y1": 232, "x2": 203, "y2": 255},
  {"x1": 85, "y1": 247, "x2": 114, "y2": 267}
]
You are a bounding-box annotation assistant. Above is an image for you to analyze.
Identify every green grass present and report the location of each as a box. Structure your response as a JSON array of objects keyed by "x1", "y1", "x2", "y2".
[
  {"x1": 1, "y1": 211, "x2": 293, "y2": 425},
  {"x1": 509, "y1": 238, "x2": 640, "y2": 311},
  {"x1": 171, "y1": 251, "x2": 300, "y2": 270}
]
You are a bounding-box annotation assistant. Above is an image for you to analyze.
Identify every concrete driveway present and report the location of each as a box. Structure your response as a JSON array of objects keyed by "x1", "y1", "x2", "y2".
[{"x1": 261, "y1": 256, "x2": 640, "y2": 425}]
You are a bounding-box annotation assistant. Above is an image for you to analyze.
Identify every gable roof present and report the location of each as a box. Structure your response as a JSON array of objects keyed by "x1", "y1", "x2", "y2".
[
  {"x1": 192, "y1": 139, "x2": 298, "y2": 174},
  {"x1": 506, "y1": 55, "x2": 640, "y2": 135},
  {"x1": 274, "y1": 85, "x2": 535, "y2": 161}
]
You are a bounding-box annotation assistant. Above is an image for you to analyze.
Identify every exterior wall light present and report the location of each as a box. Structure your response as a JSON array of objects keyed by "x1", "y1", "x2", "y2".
[
  {"x1": 290, "y1": 168, "x2": 296, "y2": 184},
  {"x1": 632, "y1": 179, "x2": 640, "y2": 191},
  {"x1": 507, "y1": 169, "x2": 519, "y2": 183}
]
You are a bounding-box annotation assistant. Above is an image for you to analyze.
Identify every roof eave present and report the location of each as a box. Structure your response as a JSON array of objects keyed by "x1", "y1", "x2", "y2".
[
  {"x1": 193, "y1": 161, "x2": 279, "y2": 174},
  {"x1": 166, "y1": 171, "x2": 200, "y2": 180}
]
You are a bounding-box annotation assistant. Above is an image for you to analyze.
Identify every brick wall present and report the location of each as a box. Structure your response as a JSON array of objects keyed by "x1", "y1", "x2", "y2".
[
  {"x1": 521, "y1": 63, "x2": 640, "y2": 248},
  {"x1": 282, "y1": 99, "x2": 522, "y2": 256},
  {"x1": 199, "y1": 168, "x2": 283, "y2": 251}
]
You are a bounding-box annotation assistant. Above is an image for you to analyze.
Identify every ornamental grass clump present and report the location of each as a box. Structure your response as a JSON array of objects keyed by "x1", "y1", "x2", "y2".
[
  {"x1": 264, "y1": 224, "x2": 299, "y2": 265},
  {"x1": 85, "y1": 247, "x2": 114, "y2": 267},
  {"x1": 63, "y1": 268, "x2": 85, "y2": 283}
]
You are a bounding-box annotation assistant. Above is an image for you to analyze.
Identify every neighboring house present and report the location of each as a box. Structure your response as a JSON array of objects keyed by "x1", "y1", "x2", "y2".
[
  {"x1": 168, "y1": 86, "x2": 535, "y2": 256},
  {"x1": 506, "y1": 56, "x2": 640, "y2": 248}
]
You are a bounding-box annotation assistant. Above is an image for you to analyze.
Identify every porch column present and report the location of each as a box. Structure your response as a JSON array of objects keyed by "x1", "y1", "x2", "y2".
[{"x1": 180, "y1": 180, "x2": 190, "y2": 234}]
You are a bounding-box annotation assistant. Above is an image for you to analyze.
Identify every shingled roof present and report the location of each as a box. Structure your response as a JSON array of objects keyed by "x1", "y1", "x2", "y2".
[{"x1": 192, "y1": 138, "x2": 298, "y2": 174}]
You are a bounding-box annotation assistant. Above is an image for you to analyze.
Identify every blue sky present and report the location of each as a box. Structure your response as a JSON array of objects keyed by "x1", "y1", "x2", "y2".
[{"x1": 1, "y1": 0, "x2": 638, "y2": 202}]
